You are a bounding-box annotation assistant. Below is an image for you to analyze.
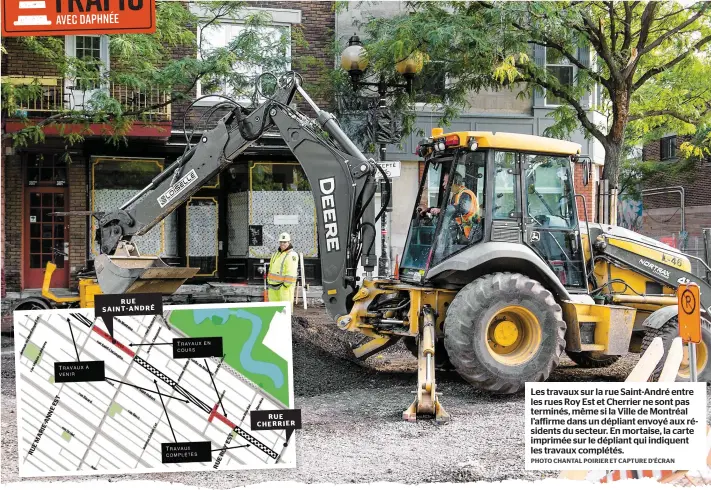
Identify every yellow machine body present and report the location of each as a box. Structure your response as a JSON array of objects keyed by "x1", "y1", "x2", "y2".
[
  {"x1": 41, "y1": 261, "x2": 102, "y2": 308},
  {"x1": 338, "y1": 134, "x2": 701, "y2": 374},
  {"x1": 585, "y1": 228, "x2": 690, "y2": 313}
]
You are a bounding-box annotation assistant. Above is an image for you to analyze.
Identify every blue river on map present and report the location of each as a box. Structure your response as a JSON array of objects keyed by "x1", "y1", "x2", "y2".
[{"x1": 193, "y1": 308, "x2": 284, "y2": 389}]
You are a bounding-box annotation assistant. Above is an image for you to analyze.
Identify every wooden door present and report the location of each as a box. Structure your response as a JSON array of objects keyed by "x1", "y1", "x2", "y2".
[{"x1": 24, "y1": 188, "x2": 69, "y2": 289}]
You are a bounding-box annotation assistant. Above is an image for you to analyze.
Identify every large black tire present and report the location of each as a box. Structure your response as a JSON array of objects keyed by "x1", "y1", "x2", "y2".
[
  {"x1": 640, "y1": 316, "x2": 711, "y2": 382},
  {"x1": 566, "y1": 350, "x2": 620, "y2": 369},
  {"x1": 12, "y1": 297, "x2": 50, "y2": 312},
  {"x1": 444, "y1": 272, "x2": 566, "y2": 393}
]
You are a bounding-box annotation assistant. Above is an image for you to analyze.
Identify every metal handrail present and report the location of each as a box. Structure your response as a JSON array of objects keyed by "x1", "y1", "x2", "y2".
[
  {"x1": 641, "y1": 185, "x2": 685, "y2": 234},
  {"x1": 575, "y1": 193, "x2": 594, "y2": 289},
  {"x1": 3, "y1": 75, "x2": 171, "y2": 120}
]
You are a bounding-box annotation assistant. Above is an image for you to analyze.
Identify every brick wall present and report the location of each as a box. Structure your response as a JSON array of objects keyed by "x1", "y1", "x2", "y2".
[
  {"x1": 3, "y1": 153, "x2": 23, "y2": 291},
  {"x1": 174, "y1": 1, "x2": 335, "y2": 130},
  {"x1": 639, "y1": 205, "x2": 711, "y2": 242},
  {"x1": 641, "y1": 135, "x2": 711, "y2": 209},
  {"x1": 642, "y1": 139, "x2": 661, "y2": 162},
  {"x1": 1, "y1": 142, "x2": 6, "y2": 298},
  {"x1": 572, "y1": 161, "x2": 597, "y2": 222},
  {"x1": 3, "y1": 37, "x2": 62, "y2": 77},
  {"x1": 68, "y1": 159, "x2": 87, "y2": 289}
]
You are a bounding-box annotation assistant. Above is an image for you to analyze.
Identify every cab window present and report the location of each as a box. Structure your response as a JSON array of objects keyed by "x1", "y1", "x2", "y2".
[
  {"x1": 401, "y1": 161, "x2": 451, "y2": 272},
  {"x1": 430, "y1": 151, "x2": 486, "y2": 266},
  {"x1": 493, "y1": 151, "x2": 517, "y2": 219}
]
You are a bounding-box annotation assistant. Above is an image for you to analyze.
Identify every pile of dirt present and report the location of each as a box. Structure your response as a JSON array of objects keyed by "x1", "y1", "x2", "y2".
[
  {"x1": 290, "y1": 309, "x2": 415, "y2": 398},
  {"x1": 292, "y1": 307, "x2": 416, "y2": 365}
]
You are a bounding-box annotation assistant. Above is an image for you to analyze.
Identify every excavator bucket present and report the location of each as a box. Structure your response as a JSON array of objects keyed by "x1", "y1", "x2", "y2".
[{"x1": 94, "y1": 242, "x2": 199, "y2": 295}]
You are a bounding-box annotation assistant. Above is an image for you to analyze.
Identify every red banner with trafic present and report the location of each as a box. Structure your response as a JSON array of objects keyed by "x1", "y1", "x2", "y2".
[{"x1": 2, "y1": 0, "x2": 155, "y2": 37}]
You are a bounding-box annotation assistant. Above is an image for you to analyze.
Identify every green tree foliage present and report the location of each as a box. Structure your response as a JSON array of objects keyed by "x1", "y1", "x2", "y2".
[
  {"x1": 1, "y1": 1, "x2": 301, "y2": 148},
  {"x1": 351, "y1": 1, "x2": 711, "y2": 187}
]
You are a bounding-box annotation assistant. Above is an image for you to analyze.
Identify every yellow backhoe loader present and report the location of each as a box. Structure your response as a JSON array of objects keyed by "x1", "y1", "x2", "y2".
[{"x1": 19, "y1": 72, "x2": 710, "y2": 423}]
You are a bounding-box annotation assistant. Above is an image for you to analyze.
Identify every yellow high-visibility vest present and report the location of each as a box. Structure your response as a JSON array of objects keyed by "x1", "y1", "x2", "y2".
[{"x1": 267, "y1": 248, "x2": 298, "y2": 289}]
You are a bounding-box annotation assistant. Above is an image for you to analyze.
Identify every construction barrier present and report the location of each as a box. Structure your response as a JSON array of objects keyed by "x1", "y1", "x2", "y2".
[{"x1": 560, "y1": 336, "x2": 709, "y2": 485}]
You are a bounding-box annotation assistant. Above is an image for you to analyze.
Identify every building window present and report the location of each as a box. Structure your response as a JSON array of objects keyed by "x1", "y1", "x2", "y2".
[
  {"x1": 545, "y1": 48, "x2": 573, "y2": 106},
  {"x1": 90, "y1": 157, "x2": 177, "y2": 259},
  {"x1": 76, "y1": 36, "x2": 101, "y2": 61},
  {"x1": 74, "y1": 36, "x2": 102, "y2": 90},
  {"x1": 196, "y1": 22, "x2": 291, "y2": 103},
  {"x1": 64, "y1": 35, "x2": 109, "y2": 109},
  {"x1": 26, "y1": 154, "x2": 67, "y2": 187},
  {"x1": 427, "y1": 164, "x2": 442, "y2": 207},
  {"x1": 660, "y1": 136, "x2": 677, "y2": 160},
  {"x1": 246, "y1": 163, "x2": 317, "y2": 258}
]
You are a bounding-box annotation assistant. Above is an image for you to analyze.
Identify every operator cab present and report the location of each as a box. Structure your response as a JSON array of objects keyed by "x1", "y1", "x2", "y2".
[{"x1": 400, "y1": 129, "x2": 588, "y2": 292}]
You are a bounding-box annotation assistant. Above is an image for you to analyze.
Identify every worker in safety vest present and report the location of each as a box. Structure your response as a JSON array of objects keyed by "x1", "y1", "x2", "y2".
[
  {"x1": 267, "y1": 232, "x2": 299, "y2": 303},
  {"x1": 420, "y1": 171, "x2": 480, "y2": 240},
  {"x1": 447, "y1": 171, "x2": 479, "y2": 239}
]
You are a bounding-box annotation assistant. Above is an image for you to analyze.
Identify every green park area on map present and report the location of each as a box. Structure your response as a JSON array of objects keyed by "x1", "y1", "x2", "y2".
[{"x1": 170, "y1": 306, "x2": 290, "y2": 405}]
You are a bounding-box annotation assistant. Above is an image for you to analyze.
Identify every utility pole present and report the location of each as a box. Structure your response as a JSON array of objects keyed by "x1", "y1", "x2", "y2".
[
  {"x1": 341, "y1": 33, "x2": 421, "y2": 278},
  {"x1": 376, "y1": 79, "x2": 390, "y2": 278}
]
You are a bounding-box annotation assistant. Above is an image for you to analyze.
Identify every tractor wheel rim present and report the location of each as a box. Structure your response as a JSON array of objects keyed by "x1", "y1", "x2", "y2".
[
  {"x1": 486, "y1": 306, "x2": 542, "y2": 365},
  {"x1": 678, "y1": 339, "x2": 708, "y2": 379}
]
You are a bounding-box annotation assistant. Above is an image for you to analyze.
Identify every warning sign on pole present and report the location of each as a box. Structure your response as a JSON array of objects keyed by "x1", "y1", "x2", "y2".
[
  {"x1": 375, "y1": 161, "x2": 401, "y2": 179},
  {"x1": 678, "y1": 282, "x2": 701, "y2": 343}
]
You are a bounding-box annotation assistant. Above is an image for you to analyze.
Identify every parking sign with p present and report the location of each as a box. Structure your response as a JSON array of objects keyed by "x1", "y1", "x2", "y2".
[{"x1": 678, "y1": 282, "x2": 701, "y2": 343}]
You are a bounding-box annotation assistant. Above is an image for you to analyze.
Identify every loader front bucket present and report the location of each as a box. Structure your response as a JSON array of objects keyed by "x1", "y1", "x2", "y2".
[{"x1": 95, "y1": 253, "x2": 200, "y2": 295}]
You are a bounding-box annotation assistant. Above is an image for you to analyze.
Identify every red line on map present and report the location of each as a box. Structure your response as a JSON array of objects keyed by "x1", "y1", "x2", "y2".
[
  {"x1": 212, "y1": 410, "x2": 237, "y2": 429},
  {"x1": 91, "y1": 326, "x2": 136, "y2": 357},
  {"x1": 208, "y1": 403, "x2": 218, "y2": 423}
]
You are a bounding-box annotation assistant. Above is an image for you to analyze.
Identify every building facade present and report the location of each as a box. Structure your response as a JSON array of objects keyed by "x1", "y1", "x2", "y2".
[
  {"x1": 635, "y1": 135, "x2": 711, "y2": 275},
  {"x1": 2, "y1": 0, "x2": 608, "y2": 311},
  {"x1": 335, "y1": 1, "x2": 605, "y2": 266},
  {"x1": 1, "y1": 2, "x2": 335, "y2": 303}
]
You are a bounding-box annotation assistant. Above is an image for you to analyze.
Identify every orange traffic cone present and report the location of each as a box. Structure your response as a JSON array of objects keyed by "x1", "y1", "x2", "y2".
[{"x1": 393, "y1": 255, "x2": 399, "y2": 280}]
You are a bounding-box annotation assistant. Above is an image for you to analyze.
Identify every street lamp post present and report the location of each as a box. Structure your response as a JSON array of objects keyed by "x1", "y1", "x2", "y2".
[{"x1": 340, "y1": 34, "x2": 423, "y2": 278}]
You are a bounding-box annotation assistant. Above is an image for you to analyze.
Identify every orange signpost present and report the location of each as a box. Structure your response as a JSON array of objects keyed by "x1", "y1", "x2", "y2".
[
  {"x1": 678, "y1": 282, "x2": 700, "y2": 382},
  {"x1": 2, "y1": 0, "x2": 155, "y2": 37},
  {"x1": 678, "y1": 282, "x2": 701, "y2": 343}
]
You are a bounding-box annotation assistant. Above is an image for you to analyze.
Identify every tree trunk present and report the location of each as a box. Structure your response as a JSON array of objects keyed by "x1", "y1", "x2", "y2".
[
  {"x1": 602, "y1": 141, "x2": 623, "y2": 189},
  {"x1": 602, "y1": 88, "x2": 630, "y2": 190},
  {"x1": 600, "y1": 141, "x2": 623, "y2": 225}
]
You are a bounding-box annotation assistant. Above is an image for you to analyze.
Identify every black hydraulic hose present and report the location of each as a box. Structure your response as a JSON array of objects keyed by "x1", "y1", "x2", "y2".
[
  {"x1": 234, "y1": 102, "x2": 272, "y2": 141},
  {"x1": 373, "y1": 162, "x2": 391, "y2": 225},
  {"x1": 182, "y1": 94, "x2": 242, "y2": 149}
]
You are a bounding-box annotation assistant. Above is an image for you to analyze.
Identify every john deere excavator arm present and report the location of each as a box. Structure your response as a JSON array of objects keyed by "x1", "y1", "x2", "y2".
[{"x1": 95, "y1": 72, "x2": 383, "y2": 320}]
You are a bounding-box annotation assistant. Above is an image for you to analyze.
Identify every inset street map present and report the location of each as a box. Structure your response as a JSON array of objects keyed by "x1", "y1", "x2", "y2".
[{"x1": 14, "y1": 302, "x2": 295, "y2": 477}]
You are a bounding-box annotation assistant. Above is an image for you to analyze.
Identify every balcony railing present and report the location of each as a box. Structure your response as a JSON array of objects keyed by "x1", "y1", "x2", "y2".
[{"x1": 2, "y1": 76, "x2": 171, "y2": 121}]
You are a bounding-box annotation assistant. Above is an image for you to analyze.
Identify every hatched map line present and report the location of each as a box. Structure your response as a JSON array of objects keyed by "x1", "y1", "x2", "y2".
[{"x1": 13, "y1": 304, "x2": 295, "y2": 476}]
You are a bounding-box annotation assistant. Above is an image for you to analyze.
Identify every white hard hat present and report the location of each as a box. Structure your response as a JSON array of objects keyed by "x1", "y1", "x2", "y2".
[{"x1": 279, "y1": 232, "x2": 291, "y2": 242}]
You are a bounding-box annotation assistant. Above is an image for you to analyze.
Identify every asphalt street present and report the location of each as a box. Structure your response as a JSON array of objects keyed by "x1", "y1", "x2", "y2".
[{"x1": 1, "y1": 307, "x2": 708, "y2": 486}]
